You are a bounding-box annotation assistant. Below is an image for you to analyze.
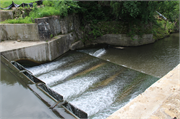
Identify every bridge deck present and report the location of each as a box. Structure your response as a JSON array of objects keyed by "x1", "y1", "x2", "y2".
[{"x1": 107, "y1": 64, "x2": 180, "y2": 119}]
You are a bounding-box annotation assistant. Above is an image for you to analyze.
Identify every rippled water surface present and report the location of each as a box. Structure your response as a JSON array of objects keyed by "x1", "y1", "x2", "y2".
[
  {"x1": 0, "y1": 62, "x2": 60, "y2": 119},
  {"x1": 1, "y1": 33, "x2": 179, "y2": 119},
  {"x1": 79, "y1": 33, "x2": 179, "y2": 78},
  {"x1": 27, "y1": 51, "x2": 159, "y2": 119}
]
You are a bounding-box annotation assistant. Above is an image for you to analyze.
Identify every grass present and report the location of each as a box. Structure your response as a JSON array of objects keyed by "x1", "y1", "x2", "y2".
[
  {"x1": 1, "y1": 17, "x2": 33, "y2": 24},
  {"x1": 1, "y1": 0, "x2": 79, "y2": 24},
  {"x1": 1, "y1": 5, "x2": 66, "y2": 24},
  {"x1": 0, "y1": 0, "x2": 34, "y2": 8}
]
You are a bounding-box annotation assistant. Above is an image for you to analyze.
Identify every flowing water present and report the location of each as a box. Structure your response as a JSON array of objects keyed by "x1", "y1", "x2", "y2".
[
  {"x1": 79, "y1": 33, "x2": 179, "y2": 78},
  {"x1": 27, "y1": 51, "x2": 159, "y2": 119},
  {"x1": 1, "y1": 33, "x2": 179, "y2": 119}
]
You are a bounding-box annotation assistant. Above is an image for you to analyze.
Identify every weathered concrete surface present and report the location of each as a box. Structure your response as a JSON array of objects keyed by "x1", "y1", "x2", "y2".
[
  {"x1": 0, "y1": 14, "x2": 79, "y2": 41},
  {"x1": 0, "y1": 33, "x2": 76, "y2": 63},
  {"x1": 94, "y1": 34, "x2": 155, "y2": 46},
  {"x1": 0, "y1": 10, "x2": 13, "y2": 22},
  {"x1": 35, "y1": 15, "x2": 76, "y2": 40},
  {"x1": 47, "y1": 33, "x2": 75, "y2": 61},
  {"x1": 1, "y1": 41, "x2": 49, "y2": 62},
  {"x1": 0, "y1": 24, "x2": 39, "y2": 41},
  {"x1": 59, "y1": 14, "x2": 74, "y2": 34},
  {"x1": 107, "y1": 64, "x2": 180, "y2": 119},
  {"x1": 70, "y1": 40, "x2": 84, "y2": 50},
  {"x1": 35, "y1": 17, "x2": 52, "y2": 41},
  {"x1": 0, "y1": 40, "x2": 45, "y2": 52}
]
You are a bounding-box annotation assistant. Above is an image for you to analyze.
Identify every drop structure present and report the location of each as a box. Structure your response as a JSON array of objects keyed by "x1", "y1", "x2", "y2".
[{"x1": 21, "y1": 50, "x2": 158, "y2": 119}]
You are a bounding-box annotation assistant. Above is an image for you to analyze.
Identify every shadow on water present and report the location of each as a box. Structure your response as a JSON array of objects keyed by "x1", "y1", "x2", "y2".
[
  {"x1": 25, "y1": 51, "x2": 159, "y2": 119},
  {"x1": 0, "y1": 61, "x2": 64, "y2": 119},
  {"x1": 16, "y1": 59, "x2": 41, "y2": 67},
  {"x1": 2, "y1": 33, "x2": 178, "y2": 119},
  {"x1": 79, "y1": 33, "x2": 179, "y2": 78}
]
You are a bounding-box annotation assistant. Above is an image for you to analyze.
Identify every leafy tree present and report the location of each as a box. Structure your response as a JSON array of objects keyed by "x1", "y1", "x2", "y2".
[
  {"x1": 110, "y1": 1, "x2": 179, "y2": 38},
  {"x1": 156, "y1": 1, "x2": 179, "y2": 22}
]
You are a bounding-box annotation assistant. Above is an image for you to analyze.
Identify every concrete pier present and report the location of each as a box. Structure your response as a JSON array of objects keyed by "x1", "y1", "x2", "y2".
[{"x1": 107, "y1": 63, "x2": 180, "y2": 119}]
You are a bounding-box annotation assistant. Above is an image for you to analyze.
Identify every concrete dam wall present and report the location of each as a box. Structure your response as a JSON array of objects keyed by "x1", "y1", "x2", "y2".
[{"x1": 1, "y1": 33, "x2": 80, "y2": 63}]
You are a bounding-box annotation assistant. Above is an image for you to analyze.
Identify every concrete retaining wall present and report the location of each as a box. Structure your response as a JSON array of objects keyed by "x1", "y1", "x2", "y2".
[
  {"x1": 0, "y1": 23, "x2": 39, "y2": 41},
  {"x1": 0, "y1": 14, "x2": 154, "y2": 46},
  {"x1": 1, "y1": 33, "x2": 79, "y2": 63},
  {"x1": 0, "y1": 14, "x2": 79, "y2": 41},
  {"x1": 0, "y1": 10, "x2": 13, "y2": 22},
  {"x1": 35, "y1": 15, "x2": 76, "y2": 40},
  {"x1": 93, "y1": 34, "x2": 155, "y2": 46}
]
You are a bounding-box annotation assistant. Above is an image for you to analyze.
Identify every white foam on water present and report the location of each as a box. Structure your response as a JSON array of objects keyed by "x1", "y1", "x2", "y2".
[
  {"x1": 69, "y1": 80, "x2": 122, "y2": 117},
  {"x1": 26, "y1": 60, "x2": 67, "y2": 76},
  {"x1": 51, "y1": 74, "x2": 104, "y2": 100},
  {"x1": 90, "y1": 48, "x2": 106, "y2": 57},
  {"x1": 38, "y1": 65, "x2": 83, "y2": 86},
  {"x1": 26, "y1": 53, "x2": 85, "y2": 76},
  {"x1": 78, "y1": 48, "x2": 106, "y2": 57},
  {"x1": 78, "y1": 49, "x2": 98, "y2": 55},
  {"x1": 51, "y1": 63, "x2": 123, "y2": 100},
  {"x1": 37, "y1": 58, "x2": 99, "y2": 86},
  {"x1": 122, "y1": 65, "x2": 127, "y2": 67},
  {"x1": 90, "y1": 75, "x2": 154, "y2": 119},
  {"x1": 90, "y1": 89, "x2": 141, "y2": 119}
]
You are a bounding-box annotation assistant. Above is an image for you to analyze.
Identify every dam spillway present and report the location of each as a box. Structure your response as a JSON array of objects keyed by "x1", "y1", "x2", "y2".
[
  {"x1": 1, "y1": 33, "x2": 179, "y2": 119},
  {"x1": 25, "y1": 51, "x2": 159, "y2": 119}
]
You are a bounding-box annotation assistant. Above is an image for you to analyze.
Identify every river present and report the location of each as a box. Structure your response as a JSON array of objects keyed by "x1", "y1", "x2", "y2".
[
  {"x1": 0, "y1": 33, "x2": 179, "y2": 119},
  {"x1": 79, "y1": 33, "x2": 179, "y2": 78}
]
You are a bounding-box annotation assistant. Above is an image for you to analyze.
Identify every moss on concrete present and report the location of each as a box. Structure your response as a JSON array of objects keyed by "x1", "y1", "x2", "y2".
[{"x1": 152, "y1": 19, "x2": 178, "y2": 40}]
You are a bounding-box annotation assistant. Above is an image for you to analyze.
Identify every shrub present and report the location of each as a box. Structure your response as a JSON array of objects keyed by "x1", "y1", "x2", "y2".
[{"x1": 1, "y1": 0, "x2": 80, "y2": 24}]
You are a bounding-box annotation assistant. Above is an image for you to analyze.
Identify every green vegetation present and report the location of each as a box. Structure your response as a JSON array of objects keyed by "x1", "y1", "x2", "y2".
[
  {"x1": 0, "y1": 0, "x2": 34, "y2": 8},
  {"x1": 152, "y1": 19, "x2": 178, "y2": 40},
  {"x1": 77, "y1": 1, "x2": 179, "y2": 41},
  {"x1": 0, "y1": 1, "x2": 179, "y2": 40},
  {"x1": 1, "y1": 0, "x2": 80, "y2": 24},
  {"x1": 29, "y1": 0, "x2": 79, "y2": 18}
]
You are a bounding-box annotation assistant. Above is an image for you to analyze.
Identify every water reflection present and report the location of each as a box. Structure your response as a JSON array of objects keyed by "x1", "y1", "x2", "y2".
[
  {"x1": 79, "y1": 33, "x2": 179, "y2": 78},
  {"x1": 0, "y1": 64, "x2": 17, "y2": 86},
  {"x1": 0, "y1": 62, "x2": 60, "y2": 119}
]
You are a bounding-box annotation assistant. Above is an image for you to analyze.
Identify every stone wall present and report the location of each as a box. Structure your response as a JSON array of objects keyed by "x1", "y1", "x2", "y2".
[
  {"x1": 92, "y1": 34, "x2": 154, "y2": 46},
  {"x1": 35, "y1": 14, "x2": 77, "y2": 41}
]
